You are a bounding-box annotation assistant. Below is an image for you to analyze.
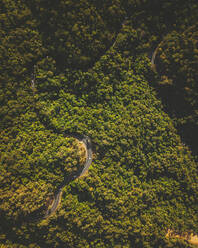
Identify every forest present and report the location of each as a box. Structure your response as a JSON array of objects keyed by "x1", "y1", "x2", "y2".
[{"x1": 0, "y1": 0, "x2": 198, "y2": 247}]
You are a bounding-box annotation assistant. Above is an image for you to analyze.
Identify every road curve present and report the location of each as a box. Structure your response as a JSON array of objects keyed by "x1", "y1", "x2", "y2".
[
  {"x1": 151, "y1": 46, "x2": 159, "y2": 72},
  {"x1": 44, "y1": 135, "x2": 93, "y2": 218},
  {"x1": 32, "y1": 20, "x2": 127, "y2": 218},
  {"x1": 150, "y1": 47, "x2": 198, "y2": 246},
  {"x1": 79, "y1": 136, "x2": 93, "y2": 177}
]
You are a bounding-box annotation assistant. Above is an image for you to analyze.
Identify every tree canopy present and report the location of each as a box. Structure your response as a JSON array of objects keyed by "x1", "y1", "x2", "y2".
[{"x1": 0, "y1": 0, "x2": 198, "y2": 247}]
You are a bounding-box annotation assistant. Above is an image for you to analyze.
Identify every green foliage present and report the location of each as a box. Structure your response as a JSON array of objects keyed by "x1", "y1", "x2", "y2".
[
  {"x1": 154, "y1": 24, "x2": 198, "y2": 155},
  {"x1": 26, "y1": 0, "x2": 126, "y2": 70},
  {"x1": 0, "y1": 0, "x2": 198, "y2": 247}
]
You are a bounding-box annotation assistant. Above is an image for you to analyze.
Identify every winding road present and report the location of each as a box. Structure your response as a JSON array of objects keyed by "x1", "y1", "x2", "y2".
[
  {"x1": 44, "y1": 135, "x2": 93, "y2": 218},
  {"x1": 150, "y1": 45, "x2": 198, "y2": 246},
  {"x1": 32, "y1": 19, "x2": 128, "y2": 219},
  {"x1": 151, "y1": 46, "x2": 159, "y2": 72},
  {"x1": 31, "y1": 27, "x2": 198, "y2": 246}
]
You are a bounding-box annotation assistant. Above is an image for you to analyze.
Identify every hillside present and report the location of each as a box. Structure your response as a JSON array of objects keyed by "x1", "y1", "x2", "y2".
[{"x1": 0, "y1": 1, "x2": 198, "y2": 247}]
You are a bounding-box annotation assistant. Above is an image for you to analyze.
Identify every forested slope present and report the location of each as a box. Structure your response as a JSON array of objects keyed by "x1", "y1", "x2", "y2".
[
  {"x1": 154, "y1": 24, "x2": 198, "y2": 155},
  {"x1": 0, "y1": 0, "x2": 198, "y2": 247}
]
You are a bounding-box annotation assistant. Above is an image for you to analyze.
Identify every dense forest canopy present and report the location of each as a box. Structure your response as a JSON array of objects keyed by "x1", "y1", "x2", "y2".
[
  {"x1": 0, "y1": 0, "x2": 198, "y2": 247},
  {"x1": 155, "y1": 24, "x2": 198, "y2": 155}
]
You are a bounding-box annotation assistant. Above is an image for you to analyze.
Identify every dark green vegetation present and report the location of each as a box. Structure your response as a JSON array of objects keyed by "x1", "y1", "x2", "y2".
[
  {"x1": 0, "y1": 0, "x2": 198, "y2": 247},
  {"x1": 155, "y1": 24, "x2": 198, "y2": 155}
]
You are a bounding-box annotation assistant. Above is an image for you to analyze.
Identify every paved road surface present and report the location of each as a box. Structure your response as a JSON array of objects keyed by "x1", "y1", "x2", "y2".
[
  {"x1": 44, "y1": 135, "x2": 92, "y2": 218},
  {"x1": 151, "y1": 46, "x2": 158, "y2": 71}
]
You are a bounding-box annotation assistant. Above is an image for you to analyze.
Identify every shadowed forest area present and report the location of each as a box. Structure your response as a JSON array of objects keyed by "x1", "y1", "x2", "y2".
[{"x1": 0, "y1": 0, "x2": 198, "y2": 247}]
